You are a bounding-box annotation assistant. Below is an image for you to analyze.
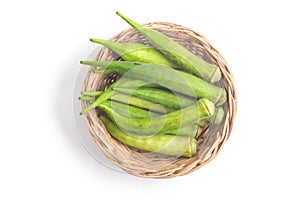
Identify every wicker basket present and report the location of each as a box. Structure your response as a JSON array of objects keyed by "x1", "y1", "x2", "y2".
[{"x1": 81, "y1": 22, "x2": 237, "y2": 178}]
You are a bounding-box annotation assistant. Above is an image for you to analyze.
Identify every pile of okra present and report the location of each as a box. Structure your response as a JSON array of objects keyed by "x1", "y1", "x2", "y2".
[{"x1": 80, "y1": 12, "x2": 227, "y2": 158}]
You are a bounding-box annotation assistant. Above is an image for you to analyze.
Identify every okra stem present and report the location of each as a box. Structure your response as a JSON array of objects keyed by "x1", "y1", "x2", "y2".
[{"x1": 90, "y1": 38, "x2": 174, "y2": 67}]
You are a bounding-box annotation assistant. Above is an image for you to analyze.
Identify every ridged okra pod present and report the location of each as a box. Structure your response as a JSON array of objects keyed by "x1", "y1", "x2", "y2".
[
  {"x1": 90, "y1": 38, "x2": 174, "y2": 67},
  {"x1": 116, "y1": 12, "x2": 222, "y2": 83},
  {"x1": 81, "y1": 61, "x2": 227, "y2": 107},
  {"x1": 100, "y1": 100, "x2": 160, "y2": 119},
  {"x1": 113, "y1": 87, "x2": 196, "y2": 110},
  {"x1": 101, "y1": 116, "x2": 196, "y2": 157},
  {"x1": 98, "y1": 98, "x2": 215, "y2": 135},
  {"x1": 80, "y1": 76, "x2": 177, "y2": 114}
]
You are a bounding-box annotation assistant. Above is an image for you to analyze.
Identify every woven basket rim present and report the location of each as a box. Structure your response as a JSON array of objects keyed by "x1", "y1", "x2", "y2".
[{"x1": 81, "y1": 22, "x2": 237, "y2": 178}]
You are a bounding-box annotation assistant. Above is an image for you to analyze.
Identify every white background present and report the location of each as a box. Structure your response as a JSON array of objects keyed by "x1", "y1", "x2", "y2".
[{"x1": 1, "y1": 0, "x2": 299, "y2": 199}]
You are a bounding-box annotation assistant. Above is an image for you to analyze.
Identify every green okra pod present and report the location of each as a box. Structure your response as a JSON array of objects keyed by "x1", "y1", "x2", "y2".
[
  {"x1": 79, "y1": 95, "x2": 97, "y2": 102},
  {"x1": 116, "y1": 12, "x2": 222, "y2": 83},
  {"x1": 80, "y1": 61, "x2": 227, "y2": 107},
  {"x1": 80, "y1": 98, "x2": 161, "y2": 119},
  {"x1": 80, "y1": 85, "x2": 114, "y2": 115},
  {"x1": 80, "y1": 76, "x2": 140, "y2": 114},
  {"x1": 90, "y1": 38, "x2": 174, "y2": 67},
  {"x1": 113, "y1": 87, "x2": 196, "y2": 109},
  {"x1": 80, "y1": 75, "x2": 177, "y2": 114},
  {"x1": 98, "y1": 98, "x2": 215, "y2": 135},
  {"x1": 80, "y1": 84, "x2": 175, "y2": 115},
  {"x1": 100, "y1": 100, "x2": 160, "y2": 119},
  {"x1": 81, "y1": 91, "x2": 103, "y2": 97},
  {"x1": 101, "y1": 116, "x2": 196, "y2": 157},
  {"x1": 83, "y1": 98, "x2": 198, "y2": 137},
  {"x1": 166, "y1": 123, "x2": 201, "y2": 138},
  {"x1": 110, "y1": 92, "x2": 175, "y2": 114}
]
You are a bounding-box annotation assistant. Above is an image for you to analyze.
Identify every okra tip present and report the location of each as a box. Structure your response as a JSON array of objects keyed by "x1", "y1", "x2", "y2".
[
  {"x1": 80, "y1": 60, "x2": 93, "y2": 66},
  {"x1": 80, "y1": 106, "x2": 92, "y2": 115},
  {"x1": 116, "y1": 11, "x2": 125, "y2": 19},
  {"x1": 80, "y1": 109, "x2": 89, "y2": 115},
  {"x1": 90, "y1": 38, "x2": 105, "y2": 44},
  {"x1": 115, "y1": 12, "x2": 139, "y2": 28}
]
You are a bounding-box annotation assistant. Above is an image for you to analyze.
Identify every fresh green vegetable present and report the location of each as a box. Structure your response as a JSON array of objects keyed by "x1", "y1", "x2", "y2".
[
  {"x1": 80, "y1": 75, "x2": 178, "y2": 114},
  {"x1": 81, "y1": 96, "x2": 203, "y2": 137},
  {"x1": 92, "y1": 61, "x2": 141, "y2": 74},
  {"x1": 110, "y1": 92, "x2": 175, "y2": 114},
  {"x1": 100, "y1": 100, "x2": 160, "y2": 119},
  {"x1": 80, "y1": 85, "x2": 114, "y2": 115},
  {"x1": 116, "y1": 12, "x2": 222, "y2": 83},
  {"x1": 79, "y1": 13, "x2": 229, "y2": 158},
  {"x1": 90, "y1": 69, "x2": 115, "y2": 74},
  {"x1": 79, "y1": 77, "x2": 132, "y2": 115},
  {"x1": 79, "y1": 95, "x2": 97, "y2": 102},
  {"x1": 81, "y1": 91, "x2": 103, "y2": 97},
  {"x1": 81, "y1": 61, "x2": 227, "y2": 106},
  {"x1": 80, "y1": 86, "x2": 176, "y2": 115},
  {"x1": 107, "y1": 76, "x2": 159, "y2": 89},
  {"x1": 90, "y1": 38, "x2": 174, "y2": 67},
  {"x1": 101, "y1": 116, "x2": 196, "y2": 157},
  {"x1": 113, "y1": 87, "x2": 196, "y2": 109},
  {"x1": 98, "y1": 98, "x2": 215, "y2": 135},
  {"x1": 166, "y1": 123, "x2": 201, "y2": 137},
  {"x1": 80, "y1": 97, "x2": 161, "y2": 119}
]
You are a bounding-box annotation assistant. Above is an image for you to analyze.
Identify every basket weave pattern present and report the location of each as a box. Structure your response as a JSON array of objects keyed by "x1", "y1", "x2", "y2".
[{"x1": 81, "y1": 22, "x2": 237, "y2": 178}]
